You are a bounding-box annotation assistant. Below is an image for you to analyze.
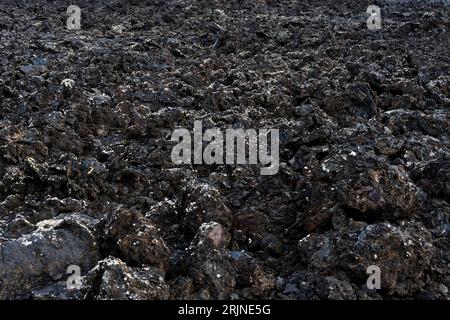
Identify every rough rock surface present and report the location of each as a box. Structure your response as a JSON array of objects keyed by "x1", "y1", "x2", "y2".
[{"x1": 0, "y1": 0, "x2": 449, "y2": 299}]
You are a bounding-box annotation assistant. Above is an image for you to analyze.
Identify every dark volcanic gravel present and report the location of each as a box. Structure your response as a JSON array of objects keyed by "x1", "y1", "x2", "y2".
[{"x1": 0, "y1": 0, "x2": 449, "y2": 300}]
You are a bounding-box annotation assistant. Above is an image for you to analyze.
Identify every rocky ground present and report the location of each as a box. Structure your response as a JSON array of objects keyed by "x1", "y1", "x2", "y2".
[{"x1": 0, "y1": 0, "x2": 449, "y2": 300}]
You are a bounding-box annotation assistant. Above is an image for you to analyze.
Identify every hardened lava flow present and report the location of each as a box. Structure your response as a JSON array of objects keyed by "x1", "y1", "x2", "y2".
[{"x1": 0, "y1": 0, "x2": 449, "y2": 300}]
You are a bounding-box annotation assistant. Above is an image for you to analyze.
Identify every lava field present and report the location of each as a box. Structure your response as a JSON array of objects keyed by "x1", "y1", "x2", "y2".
[{"x1": 0, "y1": 0, "x2": 449, "y2": 300}]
